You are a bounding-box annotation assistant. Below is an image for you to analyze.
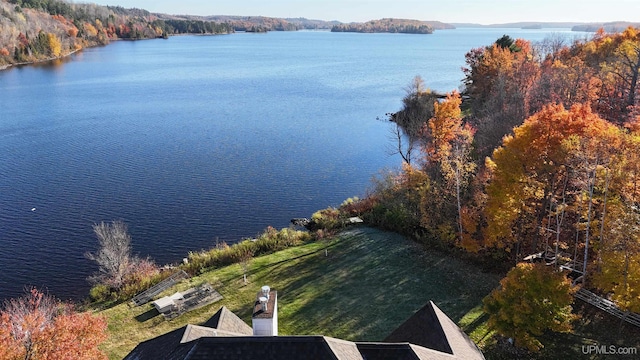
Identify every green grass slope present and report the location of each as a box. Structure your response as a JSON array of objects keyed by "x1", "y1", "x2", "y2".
[{"x1": 99, "y1": 227, "x2": 500, "y2": 359}]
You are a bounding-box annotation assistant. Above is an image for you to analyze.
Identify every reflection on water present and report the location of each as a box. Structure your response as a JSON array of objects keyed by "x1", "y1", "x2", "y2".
[{"x1": 0, "y1": 29, "x2": 575, "y2": 300}]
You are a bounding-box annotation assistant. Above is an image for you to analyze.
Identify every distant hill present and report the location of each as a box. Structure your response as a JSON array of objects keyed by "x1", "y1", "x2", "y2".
[
  {"x1": 331, "y1": 18, "x2": 455, "y2": 34},
  {"x1": 451, "y1": 22, "x2": 583, "y2": 29},
  {"x1": 451, "y1": 21, "x2": 640, "y2": 32},
  {"x1": 571, "y1": 21, "x2": 640, "y2": 32},
  {"x1": 154, "y1": 14, "x2": 339, "y2": 31}
]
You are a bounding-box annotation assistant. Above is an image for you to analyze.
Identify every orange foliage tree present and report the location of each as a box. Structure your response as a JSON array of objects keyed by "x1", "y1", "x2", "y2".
[
  {"x1": 530, "y1": 52, "x2": 601, "y2": 114},
  {"x1": 484, "y1": 103, "x2": 621, "y2": 258},
  {"x1": 463, "y1": 36, "x2": 540, "y2": 156},
  {"x1": 0, "y1": 288, "x2": 108, "y2": 360},
  {"x1": 422, "y1": 92, "x2": 477, "y2": 246}
]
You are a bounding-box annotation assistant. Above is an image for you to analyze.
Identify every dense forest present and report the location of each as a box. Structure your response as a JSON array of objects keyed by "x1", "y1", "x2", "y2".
[
  {"x1": 160, "y1": 14, "x2": 341, "y2": 32},
  {"x1": 331, "y1": 18, "x2": 452, "y2": 34},
  {"x1": 0, "y1": 0, "x2": 233, "y2": 67},
  {"x1": 354, "y1": 28, "x2": 640, "y2": 318}
]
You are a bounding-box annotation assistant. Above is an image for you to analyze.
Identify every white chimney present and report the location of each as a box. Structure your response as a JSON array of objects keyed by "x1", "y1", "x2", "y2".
[{"x1": 252, "y1": 285, "x2": 278, "y2": 336}]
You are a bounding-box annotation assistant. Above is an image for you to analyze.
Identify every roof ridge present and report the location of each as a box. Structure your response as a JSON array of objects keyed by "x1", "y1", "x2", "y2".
[{"x1": 218, "y1": 305, "x2": 227, "y2": 328}]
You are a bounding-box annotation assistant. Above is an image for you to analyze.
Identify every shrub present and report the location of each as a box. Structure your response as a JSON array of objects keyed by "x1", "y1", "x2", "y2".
[
  {"x1": 339, "y1": 196, "x2": 378, "y2": 216},
  {"x1": 182, "y1": 226, "x2": 311, "y2": 275},
  {"x1": 88, "y1": 225, "x2": 311, "y2": 302},
  {"x1": 88, "y1": 257, "x2": 163, "y2": 303},
  {"x1": 89, "y1": 284, "x2": 111, "y2": 303},
  {"x1": 365, "y1": 202, "x2": 419, "y2": 235},
  {"x1": 310, "y1": 207, "x2": 344, "y2": 231}
]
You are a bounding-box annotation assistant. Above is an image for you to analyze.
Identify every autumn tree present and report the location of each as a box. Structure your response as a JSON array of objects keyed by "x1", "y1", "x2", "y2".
[
  {"x1": 422, "y1": 92, "x2": 477, "y2": 245},
  {"x1": 483, "y1": 263, "x2": 578, "y2": 351},
  {"x1": 529, "y1": 53, "x2": 601, "y2": 114},
  {"x1": 463, "y1": 36, "x2": 539, "y2": 156},
  {"x1": 591, "y1": 132, "x2": 640, "y2": 311},
  {"x1": 562, "y1": 122, "x2": 623, "y2": 284},
  {"x1": 592, "y1": 203, "x2": 640, "y2": 312},
  {"x1": 387, "y1": 76, "x2": 441, "y2": 165},
  {"x1": 85, "y1": 220, "x2": 133, "y2": 289},
  {"x1": 45, "y1": 32, "x2": 61, "y2": 57},
  {"x1": 586, "y1": 27, "x2": 640, "y2": 123},
  {"x1": 0, "y1": 288, "x2": 108, "y2": 360},
  {"x1": 484, "y1": 103, "x2": 618, "y2": 258}
]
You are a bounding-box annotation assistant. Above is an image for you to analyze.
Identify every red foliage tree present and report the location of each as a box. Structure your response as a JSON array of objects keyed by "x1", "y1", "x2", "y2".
[{"x1": 0, "y1": 288, "x2": 107, "y2": 360}]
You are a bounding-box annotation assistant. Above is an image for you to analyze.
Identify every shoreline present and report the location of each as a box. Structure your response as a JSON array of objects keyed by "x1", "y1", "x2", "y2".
[
  {"x1": 0, "y1": 32, "x2": 233, "y2": 71},
  {"x1": 1, "y1": 48, "x2": 82, "y2": 71}
]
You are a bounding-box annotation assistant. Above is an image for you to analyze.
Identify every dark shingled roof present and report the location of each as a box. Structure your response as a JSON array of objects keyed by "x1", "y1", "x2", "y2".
[
  {"x1": 125, "y1": 306, "x2": 253, "y2": 360},
  {"x1": 356, "y1": 342, "x2": 422, "y2": 360},
  {"x1": 169, "y1": 336, "x2": 360, "y2": 360},
  {"x1": 124, "y1": 326, "x2": 188, "y2": 360},
  {"x1": 384, "y1": 301, "x2": 485, "y2": 360},
  {"x1": 125, "y1": 301, "x2": 486, "y2": 360}
]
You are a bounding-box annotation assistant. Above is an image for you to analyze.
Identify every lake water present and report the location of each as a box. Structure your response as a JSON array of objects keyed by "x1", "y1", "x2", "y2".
[{"x1": 0, "y1": 28, "x2": 579, "y2": 300}]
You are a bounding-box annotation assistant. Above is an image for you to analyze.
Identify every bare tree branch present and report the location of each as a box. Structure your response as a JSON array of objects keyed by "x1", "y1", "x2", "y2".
[{"x1": 85, "y1": 220, "x2": 132, "y2": 289}]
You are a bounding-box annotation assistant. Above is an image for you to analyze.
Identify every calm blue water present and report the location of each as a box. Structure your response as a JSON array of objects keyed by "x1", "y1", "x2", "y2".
[{"x1": 0, "y1": 28, "x2": 578, "y2": 300}]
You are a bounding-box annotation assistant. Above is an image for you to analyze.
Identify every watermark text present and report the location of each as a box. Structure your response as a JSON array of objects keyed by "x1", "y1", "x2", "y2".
[{"x1": 582, "y1": 344, "x2": 637, "y2": 356}]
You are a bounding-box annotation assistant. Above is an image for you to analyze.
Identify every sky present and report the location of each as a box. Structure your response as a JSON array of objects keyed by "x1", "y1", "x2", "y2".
[{"x1": 91, "y1": 0, "x2": 640, "y2": 24}]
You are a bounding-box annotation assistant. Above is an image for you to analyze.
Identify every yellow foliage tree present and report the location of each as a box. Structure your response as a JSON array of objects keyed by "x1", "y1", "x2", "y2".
[
  {"x1": 592, "y1": 132, "x2": 640, "y2": 311},
  {"x1": 46, "y1": 33, "x2": 62, "y2": 57},
  {"x1": 84, "y1": 22, "x2": 98, "y2": 38},
  {"x1": 483, "y1": 263, "x2": 578, "y2": 351}
]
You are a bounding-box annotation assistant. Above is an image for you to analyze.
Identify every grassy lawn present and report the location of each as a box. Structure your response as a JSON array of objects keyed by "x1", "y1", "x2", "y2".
[
  {"x1": 98, "y1": 226, "x2": 639, "y2": 360},
  {"x1": 98, "y1": 226, "x2": 500, "y2": 359}
]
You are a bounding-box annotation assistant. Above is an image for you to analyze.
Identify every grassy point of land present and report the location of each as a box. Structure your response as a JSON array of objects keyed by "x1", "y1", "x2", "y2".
[{"x1": 98, "y1": 227, "x2": 500, "y2": 359}]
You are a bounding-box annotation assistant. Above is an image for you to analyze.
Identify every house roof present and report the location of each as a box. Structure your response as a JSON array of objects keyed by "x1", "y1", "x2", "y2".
[
  {"x1": 124, "y1": 326, "x2": 187, "y2": 360},
  {"x1": 124, "y1": 306, "x2": 252, "y2": 360},
  {"x1": 324, "y1": 336, "x2": 364, "y2": 360},
  {"x1": 357, "y1": 342, "x2": 454, "y2": 360},
  {"x1": 202, "y1": 306, "x2": 253, "y2": 336},
  {"x1": 173, "y1": 336, "x2": 361, "y2": 360},
  {"x1": 384, "y1": 301, "x2": 485, "y2": 360},
  {"x1": 125, "y1": 301, "x2": 486, "y2": 360}
]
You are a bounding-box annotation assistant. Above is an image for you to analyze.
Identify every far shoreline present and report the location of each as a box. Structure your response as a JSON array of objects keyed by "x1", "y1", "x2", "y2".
[
  {"x1": 0, "y1": 32, "x2": 234, "y2": 72},
  {"x1": 1, "y1": 48, "x2": 82, "y2": 71}
]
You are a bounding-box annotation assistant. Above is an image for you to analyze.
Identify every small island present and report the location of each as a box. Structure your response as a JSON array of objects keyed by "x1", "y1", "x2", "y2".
[{"x1": 331, "y1": 18, "x2": 454, "y2": 34}]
